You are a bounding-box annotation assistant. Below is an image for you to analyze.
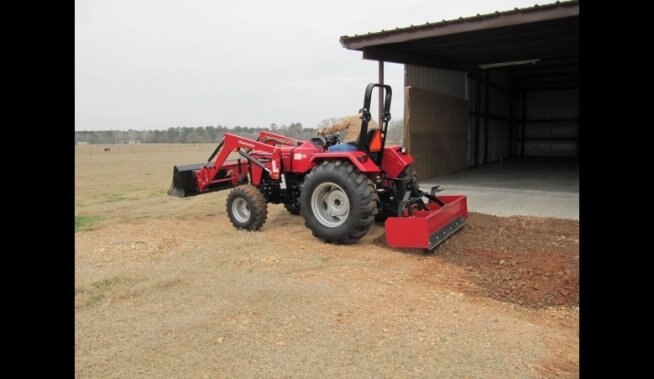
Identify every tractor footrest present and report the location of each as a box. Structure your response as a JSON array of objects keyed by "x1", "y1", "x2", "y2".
[{"x1": 384, "y1": 195, "x2": 468, "y2": 251}]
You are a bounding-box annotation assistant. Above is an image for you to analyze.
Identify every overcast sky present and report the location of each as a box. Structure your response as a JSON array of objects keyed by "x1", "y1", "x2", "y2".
[{"x1": 75, "y1": 0, "x2": 549, "y2": 131}]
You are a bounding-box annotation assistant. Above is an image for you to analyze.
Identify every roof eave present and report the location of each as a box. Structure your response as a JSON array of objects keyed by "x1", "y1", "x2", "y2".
[{"x1": 340, "y1": 2, "x2": 579, "y2": 50}]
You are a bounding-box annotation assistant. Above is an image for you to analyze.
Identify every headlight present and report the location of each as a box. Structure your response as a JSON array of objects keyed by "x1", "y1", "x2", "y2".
[{"x1": 400, "y1": 146, "x2": 407, "y2": 154}]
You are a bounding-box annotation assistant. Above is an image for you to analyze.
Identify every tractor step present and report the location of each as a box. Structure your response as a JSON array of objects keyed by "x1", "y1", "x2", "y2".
[
  {"x1": 167, "y1": 162, "x2": 234, "y2": 198},
  {"x1": 384, "y1": 195, "x2": 468, "y2": 250}
]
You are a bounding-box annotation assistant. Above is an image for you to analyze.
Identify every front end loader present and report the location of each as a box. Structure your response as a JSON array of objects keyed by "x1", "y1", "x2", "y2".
[{"x1": 167, "y1": 83, "x2": 467, "y2": 251}]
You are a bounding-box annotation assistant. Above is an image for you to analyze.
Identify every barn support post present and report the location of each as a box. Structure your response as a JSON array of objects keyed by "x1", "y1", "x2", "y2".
[
  {"x1": 473, "y1": 73, "x2": 481, "y2": 168},
  {"x1": 378, "y1": 60, "x2": 384, "y2": 124},
  {"x1": 508, "y1": 93, "x2": 515, "y2": 158},
  {"x1": 483, "y1": 70, "x2": 490, "y2": 164},
  {"x1": 521, "y1": 92, "x2": 527, "y2": 157}
]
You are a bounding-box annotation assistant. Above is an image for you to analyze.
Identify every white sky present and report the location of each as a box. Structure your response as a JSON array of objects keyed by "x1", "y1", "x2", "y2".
[{"x1": 75, "y1": 0, "x2": 550, "y2": 131}]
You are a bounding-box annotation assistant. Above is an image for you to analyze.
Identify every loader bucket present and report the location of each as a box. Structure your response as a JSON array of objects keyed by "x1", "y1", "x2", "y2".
[
  {"x1": 167, "y1": 163, "x2": 206, "y2": 198},
  {"x1": 168, "y1": 162, "x2": 235, "y2": 198},
  {"x1": 385, "y1": 195, "x2": 468, "y2": 251}
]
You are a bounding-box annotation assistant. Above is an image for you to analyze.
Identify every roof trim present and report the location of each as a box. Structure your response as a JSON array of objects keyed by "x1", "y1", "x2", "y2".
[
  {"x1": 362, "y1": 46, "x2": 479, "y2": 71},
  {"x1": 340, "y1": 1, "x2": 579, "y2": 50}
]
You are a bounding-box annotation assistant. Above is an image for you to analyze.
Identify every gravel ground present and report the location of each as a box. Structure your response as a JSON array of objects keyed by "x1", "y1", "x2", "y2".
[{"x1": 76, "y1": 207, "x2": 578, "y2": 378}]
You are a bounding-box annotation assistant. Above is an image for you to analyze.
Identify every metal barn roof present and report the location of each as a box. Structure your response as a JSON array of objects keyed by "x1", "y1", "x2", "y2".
[{"x1": 340, "y1": 1, "x2": 579, "y2": 92}]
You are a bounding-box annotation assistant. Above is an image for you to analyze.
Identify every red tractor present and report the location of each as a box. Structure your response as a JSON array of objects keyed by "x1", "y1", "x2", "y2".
[{"x1": 168, "y1": 84, "x2": 467, "y2": 250}]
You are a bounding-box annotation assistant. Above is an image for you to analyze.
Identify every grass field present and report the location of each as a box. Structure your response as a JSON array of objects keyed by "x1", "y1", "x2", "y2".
[{"x1": 75, "y1": 143, "x2": 578, "y2": 378}]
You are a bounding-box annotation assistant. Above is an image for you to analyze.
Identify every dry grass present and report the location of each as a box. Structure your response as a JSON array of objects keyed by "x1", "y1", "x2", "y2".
[{"x1": 75, "y1": 144, "x2": 578, "y2": 378}]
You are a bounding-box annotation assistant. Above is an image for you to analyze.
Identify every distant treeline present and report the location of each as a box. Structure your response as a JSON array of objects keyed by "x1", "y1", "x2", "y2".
[
  {"x1": 75, "y1": 120, "x2": 404, "y2": 144},
  {"x1": 75, "y1": 123, "x2": 315, "y2": 144}
]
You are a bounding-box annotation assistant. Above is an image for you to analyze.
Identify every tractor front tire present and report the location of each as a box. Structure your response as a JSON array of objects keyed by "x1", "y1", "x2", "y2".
[
  {"x1": 226, "y1": 185, "x2": 268, "y2": 231},
  {"x1": 300, "y1": 160, "x2": 377, "y2": 244}
]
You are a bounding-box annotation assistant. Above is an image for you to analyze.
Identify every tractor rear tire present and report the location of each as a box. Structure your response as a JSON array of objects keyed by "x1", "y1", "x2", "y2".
[
  {"x1": 226, "y1": 185, "x2": 268, "y2": 231},
  {"x1": 300, "y1": 160, "x2": 377, "y2": 244}
]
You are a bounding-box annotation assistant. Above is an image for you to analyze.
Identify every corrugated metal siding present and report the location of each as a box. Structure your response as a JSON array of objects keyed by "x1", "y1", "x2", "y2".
[
  {"x1": 489, "y1": 70, "x2": 511, "y2": 88},
  {"x1": 467, "y1": 72, "x2": 513, "y2": 166},
  {"x1": 487, "y1": 120, "x2": 510, "y2": 161},
  {"x1": 524, "y1": 90, "x2": 578, "y2": 157},
  {"x1": 487, "y1": 85, "x2": 512, "y2": 162},
  {"x1": 405, "y1": 65, "x2": 467, "y2": 100},
  {"x1": 527, "y1": 91, "x2": 578, "y2": 119},
  {"x1": 489, "y1": 87, "x2": 510, "y2": 114}
]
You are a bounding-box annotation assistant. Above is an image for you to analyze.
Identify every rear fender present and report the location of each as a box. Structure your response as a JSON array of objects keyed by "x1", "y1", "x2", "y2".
[
  {"x1": 310, "y1": 151, "x2": 381, "y2": 173},
  {"x1": 381, "y1": 146, "x2": 414, "y2": 179}
]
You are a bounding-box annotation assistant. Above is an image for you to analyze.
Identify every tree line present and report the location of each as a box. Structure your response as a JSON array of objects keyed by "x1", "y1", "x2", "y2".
[{"x1": 75, "y1": 120, "x2": 404, "y2": 145}]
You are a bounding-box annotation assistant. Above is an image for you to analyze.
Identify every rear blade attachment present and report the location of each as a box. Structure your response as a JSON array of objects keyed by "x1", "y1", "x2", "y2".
[{"x1": 385, "y1": 194, "x2": 468, "y2": 251}]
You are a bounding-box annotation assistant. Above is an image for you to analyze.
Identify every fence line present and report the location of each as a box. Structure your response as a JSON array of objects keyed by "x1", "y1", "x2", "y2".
[
  {"x1": 75, "y1": 143, "x2": 218, "y2": 155},
  {"x1": 75, "y1": 140, "x2": 405, "y2": 156}
]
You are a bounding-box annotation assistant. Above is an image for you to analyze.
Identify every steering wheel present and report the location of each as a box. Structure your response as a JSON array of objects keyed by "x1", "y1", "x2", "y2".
[{"x1": 323, "y1": 132, "x2": 340, "y2": 147}]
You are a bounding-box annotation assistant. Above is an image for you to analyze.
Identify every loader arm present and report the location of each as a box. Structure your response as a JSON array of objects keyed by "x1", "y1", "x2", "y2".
[
  {"x1": 195, "y1": 133, "x2": 282, "y2": 192},
  {"x1": 257, "y1": 130, "x2": 303, "y2": 147},
  {"x1": 167, "y1": 133, "x2": 283, "y2": 197}
]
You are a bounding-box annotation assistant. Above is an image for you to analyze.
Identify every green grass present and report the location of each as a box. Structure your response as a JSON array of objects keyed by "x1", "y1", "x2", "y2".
[
  {"x1": 87, "y1": 293, "x2": 104, "y2": 306},
  {"x1": 86, "y1": 277, "x2": 118, "y2": 306},
  {"x1": 103, "y1": 193, "x2": 130, "y2": 203},
  {"x1": 319, "y1": 256, "x2": 331, "y2": 263},
  {"x1": 92, "y1": 277, "x2": 118, "y2": 290},
  {"x1": 150, "y1": 189, "x2": 167, "y2": 197},
  {"x1": 75, "y1": 215, "x2": 102, "y2": 232}
]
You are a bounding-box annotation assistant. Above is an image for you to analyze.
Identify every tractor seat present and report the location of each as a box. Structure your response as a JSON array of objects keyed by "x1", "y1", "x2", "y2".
[{"x1": 363, "y1": 129, "x2": 382, "y2": 153}]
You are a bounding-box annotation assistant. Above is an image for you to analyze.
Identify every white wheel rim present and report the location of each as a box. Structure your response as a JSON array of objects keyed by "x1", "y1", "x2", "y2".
[
  {"x1": 232, "y1": 198, "x2": 250, "y2": 223},
  {"x1": 311, "y1": 182, "x2": 350, "y2": 227}
]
